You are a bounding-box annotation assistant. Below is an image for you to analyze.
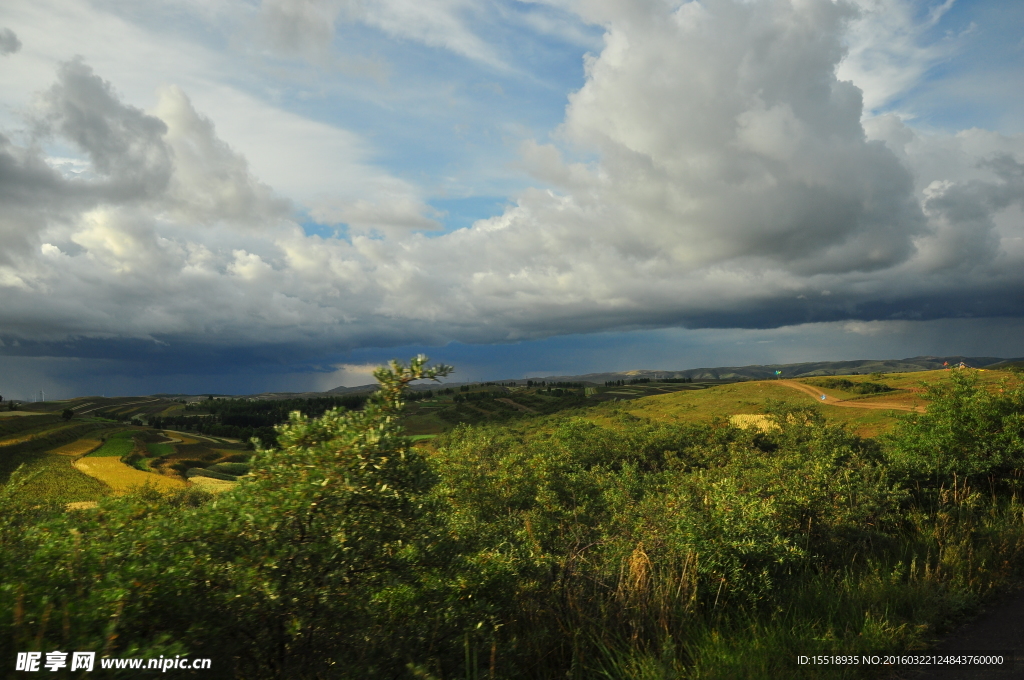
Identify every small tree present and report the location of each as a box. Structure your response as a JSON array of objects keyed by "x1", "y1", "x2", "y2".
[
  {"x1": 61, "y1": 408, "x2": 74, "y2": 421},
  {"x1": 212, "y1": 355, "x2": 454, "y2": 676}
]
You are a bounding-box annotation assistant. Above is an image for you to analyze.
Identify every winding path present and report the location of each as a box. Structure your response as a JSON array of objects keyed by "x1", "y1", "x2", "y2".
[{"x1": 775, "y1": 380, "x2": 925, "y2": 412}]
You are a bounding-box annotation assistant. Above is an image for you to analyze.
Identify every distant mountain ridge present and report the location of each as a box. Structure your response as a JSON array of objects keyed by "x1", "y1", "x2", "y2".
[{"x1": 526, "y1": 356, "x2": 1017, "y2": 385}]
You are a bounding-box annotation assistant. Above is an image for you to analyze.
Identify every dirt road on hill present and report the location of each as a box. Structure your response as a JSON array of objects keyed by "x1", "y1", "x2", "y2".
[{"x1": 776, "y1": 380, "x2": 925, "y2": 412}]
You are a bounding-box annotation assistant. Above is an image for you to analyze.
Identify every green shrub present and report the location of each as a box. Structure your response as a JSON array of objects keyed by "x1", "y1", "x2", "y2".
[
  {"x1": 883, "y1": 369, "x2": 1024, "y2": 484},
  {"x1": 808, "y1": 377, "x2": 894, "y2": 394}
]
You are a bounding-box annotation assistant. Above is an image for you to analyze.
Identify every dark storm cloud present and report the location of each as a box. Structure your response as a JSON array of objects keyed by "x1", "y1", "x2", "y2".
[
  {"x1": 38, "y1": 59, "x2": 173, "y2": 199},
  {"x1": 0, "y1": 28, "x2": 21, "y2": 55}
]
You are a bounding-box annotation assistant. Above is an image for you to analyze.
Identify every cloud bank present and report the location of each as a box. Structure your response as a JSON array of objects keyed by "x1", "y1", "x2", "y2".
[{"x1": 1, "y1": 0, "x2": 1022, "y2": 367}]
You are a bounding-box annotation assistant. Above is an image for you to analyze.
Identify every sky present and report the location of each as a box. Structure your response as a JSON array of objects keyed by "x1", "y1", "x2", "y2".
[{"x1": 0, "y1": 0, "x2": 1022, "y2": 399}]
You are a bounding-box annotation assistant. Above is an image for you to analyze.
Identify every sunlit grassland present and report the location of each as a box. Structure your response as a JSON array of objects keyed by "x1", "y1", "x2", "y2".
[
  {"x1": 612, "y1": 382, "x2": 900, "y2": 437},
  {"x1": 49, "y1": 439, "x2": 104, "y2": 457},
  {"x1": 72, "y1": 456, "x2": 186, "y2": 493},
  {"x1": 587, "y1": 369, "x2": 1016, "y2": 438}
]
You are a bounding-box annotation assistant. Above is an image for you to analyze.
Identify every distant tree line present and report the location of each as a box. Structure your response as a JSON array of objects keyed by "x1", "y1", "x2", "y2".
[
  {"x1": 605, "y1": 378, "x2": 694, "y2": 386},
  {"x1": 490, "y1": 381, "x2": 583, "y2": 388},
  {"x1": 150, "y1": 395, "x2": 369, "y2": 445},
  {"x1": 453, "y1": 390, "x2": 503, "y2": 403},
  {"x1": 807, "y1": 378, "x2": 894, "y2": 394}
]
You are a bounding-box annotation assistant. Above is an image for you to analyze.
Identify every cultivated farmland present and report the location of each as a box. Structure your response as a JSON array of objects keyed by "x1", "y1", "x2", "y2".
[
  {"x1": 72, "y1": 456, "x2": 186, "y2": 493},
  {"x1": 49, "y1": 439, "x2": 104, "y2": 457}
]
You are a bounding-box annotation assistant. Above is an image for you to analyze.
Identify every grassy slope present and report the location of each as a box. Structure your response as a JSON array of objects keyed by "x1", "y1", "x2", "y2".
[
  {"x1": 0, "y1": 414, "x2": 61, "y2": 436},
  {"x1": 591, "y1": 369, "x2": 1014, "y2": 438},
  {"x1": 0, "y1": 420, "x2": 117, "y2": 503},
  {"x1": 8, "y1": 454, "x2": 110, "y2": 503},
  {"x1": 405, "y1": 371, "x2": 1016, "y2": 440},
  {"x1": 1, "y1": 424, "x2": 208, "y2": 503},
  {"x1": 86, "y1": 430, "x2": 139, "y2": 457}
]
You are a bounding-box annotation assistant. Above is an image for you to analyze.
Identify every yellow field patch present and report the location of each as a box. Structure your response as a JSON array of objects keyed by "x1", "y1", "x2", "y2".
[
  {"x1": 188, "y1": 476, "x2": 237, "y2": 493},
  {"x1": 72, "y1": 457, "x2": 186, "y2": 494},
  {"x1": 729, "y1": 414, "x2": 779, "y2": 432},
  {"x1": 67, "y1": 501, "x2": 99, "y2": 510},
  {"x1": 50, "y1": 439, "x2": 103, "y2": 457}
]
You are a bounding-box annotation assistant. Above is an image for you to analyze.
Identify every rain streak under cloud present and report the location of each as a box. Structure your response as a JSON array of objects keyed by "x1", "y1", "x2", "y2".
[{"x1": 0, "y1": 0, "x2": 1022, "y2": 397}]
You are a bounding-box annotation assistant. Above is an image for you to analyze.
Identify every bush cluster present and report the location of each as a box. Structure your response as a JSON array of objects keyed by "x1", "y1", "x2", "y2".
[{"x1": 808, "y1": 378, "x2": 894, "y2": 394}]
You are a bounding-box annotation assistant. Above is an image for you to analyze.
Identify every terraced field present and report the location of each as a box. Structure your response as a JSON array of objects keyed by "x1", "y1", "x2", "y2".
[
  {"x1": 49, "y1": 439, "x2": 104, "y2": 457},
  {"x1": 72, "y1": 457, "x2": 186, "y2": 493},
  {"x1": 0, "y1": 422, "x2": 80, "y2": 447},
  {"x1": 0, "y1": 412, "x2": 248, "y2": 504}
]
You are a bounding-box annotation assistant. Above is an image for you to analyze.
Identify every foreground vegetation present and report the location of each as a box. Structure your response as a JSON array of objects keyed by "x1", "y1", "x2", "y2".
[{"x1": 1, "y1": 361, "x2": 1023, "y2": 678}]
